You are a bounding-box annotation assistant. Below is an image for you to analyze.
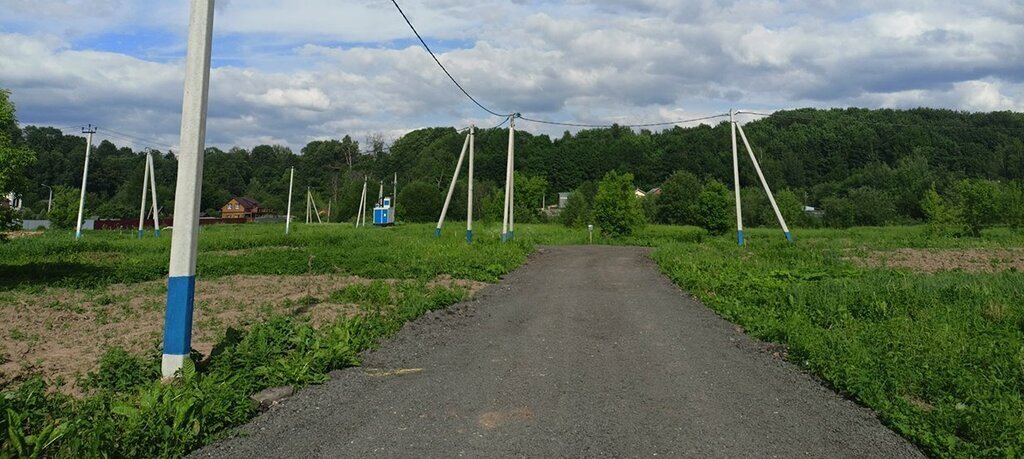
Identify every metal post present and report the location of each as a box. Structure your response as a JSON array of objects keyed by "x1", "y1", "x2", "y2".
[
  {"x1": 467, "y1": 125, "x2": 475, "y2": 243},
  {"x1": 138, "y1": 153, "x2": 151, "y2": 238},
  {"x1": 731, "y1": 110, "x2": 743, "y2": 246},
  {"x1": 162, "y1": 0, "x2": 214, "y2": 379},
  {"x1": 75, "y1": 125, "x2": 96, "y2": 240},
  {"x1": 736, "y1": 122, "x2": 793, "y2": 243},
  {"x1": 148, "y1": 152, "x2": 161, "y2": 237},
  {"x1": 306, "y1": 188, "x2": 311, "y2": 224},
  {"x1": 285, "y1": 167, "x2": 294, "y2": 235},
  {"x1": 436, "y1": 132, "x2": 470, "y2": 237}
]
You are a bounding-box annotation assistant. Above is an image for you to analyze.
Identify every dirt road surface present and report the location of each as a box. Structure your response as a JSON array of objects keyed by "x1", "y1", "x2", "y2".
[{"x1": 193, "y1": 246, "x2": 922, "y2": 457}]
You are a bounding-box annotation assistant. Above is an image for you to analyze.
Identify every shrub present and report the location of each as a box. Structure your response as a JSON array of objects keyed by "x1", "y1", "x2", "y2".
[
  {"x1": 397, "y1": 180, "x2": 443, "y2": 223},
  {"x1": 47, "y1": 186, "x2": 80, "y2": 230},
  {"x1": 656, "y1": 170, "x2": 701, "y2": 225},
  {"x1": 593, "y1": 171, "x2": 645, "y2": 237},
  {"x1": 921, "y1": 185, "x2": 967, "y2": 238},
  {"x1": 695, "y1": 179, "x2": 731, "y2": 235},
  {"x1": 951, "y1": 179, "x2": 1001, "y2": 236}
]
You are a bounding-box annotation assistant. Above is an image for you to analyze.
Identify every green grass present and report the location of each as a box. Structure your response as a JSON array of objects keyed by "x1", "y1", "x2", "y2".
[
  {"x1": 2, "y1": 222, "x2": 1023, "y2": 457},
  {"x1": 0, "y1": 223, "x2": 536, "y2": 291},
  {"x1": 648, "y1": 226, "x2": 1024, "y2": 457}
]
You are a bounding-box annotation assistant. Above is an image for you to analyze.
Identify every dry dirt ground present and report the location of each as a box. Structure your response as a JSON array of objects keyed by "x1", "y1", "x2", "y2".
[
  {"x1": 849, "y1": 248, "x2": 1024, "y2": 273},
  {"x1": 0, "y1": 274, "x2": 485, "y2": 395}
]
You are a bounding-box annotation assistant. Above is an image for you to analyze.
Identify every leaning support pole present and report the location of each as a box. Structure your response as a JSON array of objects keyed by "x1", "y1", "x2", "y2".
[
  {"x1": 138, "y1": 154, "x2": 151, "y2": 239},
  {"x1": 736, "y1": 121, "x2": 793, "y2": 243},
  {"x1": 148, "y1": 152, "x2": 161, "y2": 237},
  {"x1": 467, "y1": 125, "x2": 475, "y2": 243},
  {"x1": 501, "y1": 118, "x2": 515, "y2": 242},
  {"x1": 162, "y1": 0, "x2": 214, "y2": 379},
  {"x1": 75, "y1": 126, "x2": 96, "y2": 240},
  {"x1": 436, "y1": 131, "x2": 471, "y2": 237},
  {"x1": 306, "y1": 188, "x2": 312, "y2": 224},
  {"x1": 731, "y1": 110, "x2": 744, "y2": 246},
  {"x1": 311, "y1": 192, "x2": 323, "y2": 224},
  {"x1": 285, "y1": 167, "x2": 294, "y2": 235}
]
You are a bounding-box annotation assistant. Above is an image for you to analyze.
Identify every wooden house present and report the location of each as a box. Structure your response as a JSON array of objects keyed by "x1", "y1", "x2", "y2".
[{"x1": 221, "y1": 197, "x2": 268, "y2": 222}]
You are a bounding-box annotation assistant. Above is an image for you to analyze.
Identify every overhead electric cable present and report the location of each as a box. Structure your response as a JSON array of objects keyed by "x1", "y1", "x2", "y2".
[
  {"x1": 518, "y1": 113, "x2": 731, "y2": 129},
  {"x1": 389, "y1": 0, "x2": 509, "y2": 119}
]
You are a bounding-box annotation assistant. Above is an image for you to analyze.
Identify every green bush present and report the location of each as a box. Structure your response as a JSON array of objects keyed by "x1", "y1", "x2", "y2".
[
  {"x1": 397, "y1": 180, "x2": 443, "y2": 223},
  {"x1": 656, "y1": 170, "x2": 701, "y2": 225},
  {"x1": 695, "y1": 179, "x2": 730, "y2": 235},
  {"x1": 593, "y1": 171, "x2": 645, "y2": 237},
  {"x1": 951, "y1": 179, "x2": 1001, "y2": 237},
  {"x1": 47, "y1": 186, "x2": 80, "y2": 230}
]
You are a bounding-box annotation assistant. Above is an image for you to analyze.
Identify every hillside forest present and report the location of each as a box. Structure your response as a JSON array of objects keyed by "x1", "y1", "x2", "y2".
[{"x1": 5, "y1": 105, "x2": 1024, "y2": 233}]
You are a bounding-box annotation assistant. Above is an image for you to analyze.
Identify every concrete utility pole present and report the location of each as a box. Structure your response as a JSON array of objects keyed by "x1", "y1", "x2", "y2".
[
  {"x1": 162, "y1": 0, "x2": 214, "y2": 379},
  {"x1": 286, "y1": 167, "x2": 294, "y2": 235},
  {"x1": 42, "y1": 184, "x2": 53, "y2": 213},
  {"x1": 138, "y1": 153, "x2": 152, "y2": 239},
  {"x1": 436, "y1": 130, "x2": 471, "y2": 237},
  {"x1": 148, "y1": 152, "x2": 161, "y2": 237},
  {"x1": 736, "y1": 121, "x2": 792, "y2": 243},
  {"x1": 731, "y1": 110, "x2": 744, "y2": 246},
  {"x1": 75, "y1": 125, "x2": 96, "y2": 240},
  {"x1": 466, "y1": 125, "x2": 475, "y2": 243},
  {"x1": 501, "y1": 117, "x2": 516, "y2": 242},
  {"x1": 306, "y1": 187, "x2": 312, "y2": 224}
]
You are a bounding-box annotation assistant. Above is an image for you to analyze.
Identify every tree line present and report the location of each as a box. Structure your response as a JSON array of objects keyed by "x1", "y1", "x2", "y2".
[{"x1": 4, "y1": 87, "x2": 1024, "y2": 233}]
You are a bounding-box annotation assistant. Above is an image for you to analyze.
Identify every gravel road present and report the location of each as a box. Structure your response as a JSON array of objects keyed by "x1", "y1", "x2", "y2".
[{"x1": 193, "y1": 246, "x2": 922, "y2": 458}]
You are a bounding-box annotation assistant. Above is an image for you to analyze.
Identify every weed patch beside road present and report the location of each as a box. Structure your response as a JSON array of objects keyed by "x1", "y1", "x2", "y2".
[{"x1": 651, "y1": 228, "x2": 1024, "y2": 457}]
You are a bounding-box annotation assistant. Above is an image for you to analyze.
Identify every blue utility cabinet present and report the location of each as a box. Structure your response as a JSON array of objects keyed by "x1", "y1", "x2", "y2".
[{"x1": 373, "y1": 197, "x2": 396, "y2": 226}]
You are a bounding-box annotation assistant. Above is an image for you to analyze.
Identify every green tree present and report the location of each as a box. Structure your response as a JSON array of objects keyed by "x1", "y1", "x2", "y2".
[
  {"x1": 1002, "y1": 181, "x2": 1024, "y2": 230},
  {"x1": 821, "y1": 196, "x2": 856, "y2": 228},
  {"x1": 593, "y1": 171, "x2": 645, "y2": 237},
  {"x1": 921, "y1": 185, "x2": 967, "y2": 238},
  {"x1": 952, "y1": 179, "x2": 1001, "y2": 236},
  {"x1": 695, "y1": 179, "x2": 731, "y2": 235},
  {"x1": 47, "y1": 186, "x2": 80, "y2": 229},
  {"x1": 397, "y1": 180, "x2": 443, "y2": 223},
  {"x1": 513, "y1": 172, "x2": 548, "y2": 224},
  {"x1": 0, "y1": 90, "x2": 36, "y2": 238},
  {"x1": 657, "y1": 170, "x2": 701, "y2": 225}
]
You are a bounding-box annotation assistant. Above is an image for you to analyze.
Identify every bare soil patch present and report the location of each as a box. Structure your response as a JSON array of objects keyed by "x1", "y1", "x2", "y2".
[
  {"x1": 849, "y1": 248, "x2": 1024, "y2": 273},
  {"x1": 0, "y1": 274, "x2": 483, "y2": 395}
]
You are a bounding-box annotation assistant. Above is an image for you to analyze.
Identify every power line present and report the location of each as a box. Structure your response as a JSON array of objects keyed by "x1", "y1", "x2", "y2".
[
  {"x1": 389, "y1": 0, "x2": 509, "y2": 119},
  {"x1": 100, "y1": 128, "x2": 177, "y2": 150},
  {"x1": 518, "y1": 113, "x2": 730, "y2": 129}
]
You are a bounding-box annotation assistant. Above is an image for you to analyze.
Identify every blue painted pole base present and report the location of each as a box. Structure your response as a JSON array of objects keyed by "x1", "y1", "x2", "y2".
[
  {"x1": 75, "y1": 231, "x2": 82, "y2": 240},
  {"x1": 466, "y1": 230, "x2": 473, "y2": 243},
  {"x1": 163, "y1": 276, "x2": 196, "y2": 358},
  {"x1": 501, "y1": 233, "x2": 507, "y2": 242},
  {"x1": 785, "y1": 231, "x2": 794, "y2": 243},
  {"x1": 509, "y1": 231, "x2": 515, "y2": 241},
  {"x1": 434, "y1": 228, "x2": 442, "y2": 238},
  {"x1": 737, "y1": 230, "x2": 745, "y2": 246},
  {"x1": 138, "y1": 230, "x2": 144, "y2": 239},
  {"x1": 155, "y1": 229, "x2": 161, "y2": 238}
]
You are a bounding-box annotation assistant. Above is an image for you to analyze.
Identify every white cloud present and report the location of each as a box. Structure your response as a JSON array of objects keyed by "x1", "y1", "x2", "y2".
[{"x1": 0, "y1": 1, "x2": 1021, "y2": 152}]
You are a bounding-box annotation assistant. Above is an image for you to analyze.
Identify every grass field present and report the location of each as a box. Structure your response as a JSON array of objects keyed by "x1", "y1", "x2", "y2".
[{"x1": 1, "y1": 222, "x2": 1022, "y2": 457}]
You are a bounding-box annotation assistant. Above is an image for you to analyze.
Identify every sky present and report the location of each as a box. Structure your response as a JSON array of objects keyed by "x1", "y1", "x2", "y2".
[{"x1": 1, "y1": 0, "x2": 1022, "y2": 152}]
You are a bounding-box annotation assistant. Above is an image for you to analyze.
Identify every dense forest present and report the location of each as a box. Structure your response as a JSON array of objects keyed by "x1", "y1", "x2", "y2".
[{"x1": 6, "y1": 107, "x2": 1024, "y2": 229}]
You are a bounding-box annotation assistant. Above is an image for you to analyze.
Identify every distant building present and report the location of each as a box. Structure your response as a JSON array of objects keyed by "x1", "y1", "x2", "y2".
[
  {"x1": 647, "y1": 187, "x2": 662, "y2": 197},
  {"x1": 221, "y1": 197, "x2": 270, "y2": 222},
  {"x1": 3, "y1": 192, "x2": 22, "y2": 210},
  {"x1": 558, "y1": 192, "x2": 571, "y2": 208},
  {"x1": 634, "y1": 188, "x2": 647, "y2": 199}
]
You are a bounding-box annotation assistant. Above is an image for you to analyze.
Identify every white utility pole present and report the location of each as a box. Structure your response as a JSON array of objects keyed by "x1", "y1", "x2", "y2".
[
  {"x1": 436, "y1": 130, "x2": 471, "y2": 237},
  {"x1": 735, "y1": 122, "x2": 792, "y2": 243},
  {"x1": 501, "y1": 116, "x2": 516, "y2": 242},
  {"x1": 75, "y1": 125, "x2": 96, "y2": 240},
  {"x1": 43, "y1": 185, "x2": 53, "y2": 213},
  {"x1": 285, "y1": 167, "x2": 294, "y2": 235},
  {"x1": 138, "y1": 154, "x2": 151, "y2": 239},
  {"x1": 356, "y1": 178, "x2": 368, "y2": 227},
  {"x1": 731, "y1": 110, "x2": 744, "y2": 246},
  {"x1": 306, "y1": 187, "x2": 312, "y2": 224},
  {"x1": 466, "y1": 125, "x2": 475, "y2": 243},
  {"x1": 162, "y1": 0, "x2": 214, "y2": 379},
  {"x1": 148, "y1": 152, "x2": 161, "y2": 236}
]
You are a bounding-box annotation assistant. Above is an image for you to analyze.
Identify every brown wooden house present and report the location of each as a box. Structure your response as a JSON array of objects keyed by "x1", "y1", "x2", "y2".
[{"x1": 221, "y1": 197, "x2": 268, "y2": 222}]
